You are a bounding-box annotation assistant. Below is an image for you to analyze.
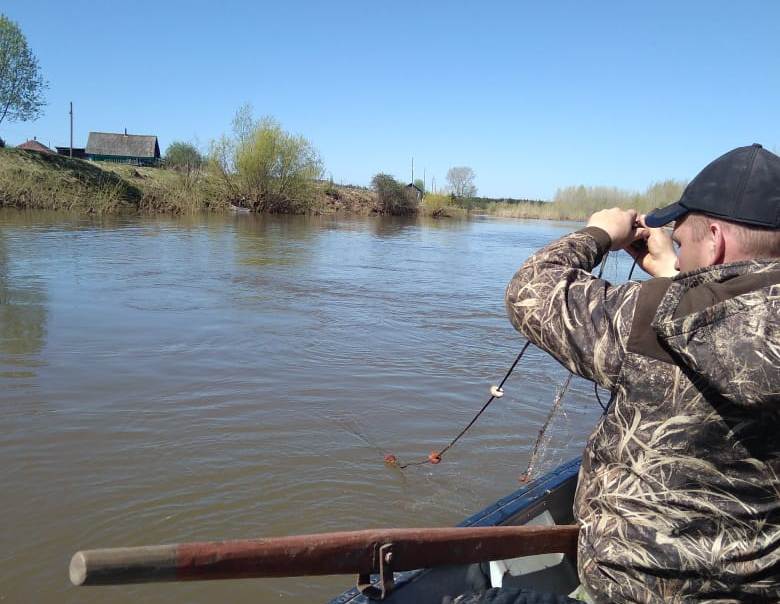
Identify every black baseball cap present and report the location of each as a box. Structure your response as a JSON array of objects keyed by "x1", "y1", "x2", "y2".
[{"x1": 645, "y1": 144, "x2": 780, "y2": 228}]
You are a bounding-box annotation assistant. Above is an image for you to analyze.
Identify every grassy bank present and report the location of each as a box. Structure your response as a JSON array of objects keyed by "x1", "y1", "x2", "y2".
[
  {"x1": 0, "y1": 148, "x2": 684, "y2": 220},
  {"x1": 0, "y1": 148, "x2": 143, "y2": 213},
  {"x1": 0, "y1": 148, "x2": 226, "y2": 213},
  {"x1": 0, "y1": 148, "x2": 377, "y2": 215}
]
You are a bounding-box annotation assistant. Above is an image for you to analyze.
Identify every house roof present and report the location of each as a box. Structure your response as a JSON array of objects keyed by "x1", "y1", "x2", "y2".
[
  {"x1": 86, "y1": 131, "x2": 160, "y2": 158},
  {"x1": 17, "y1": 139, "x2": 54, "y2": 154}
]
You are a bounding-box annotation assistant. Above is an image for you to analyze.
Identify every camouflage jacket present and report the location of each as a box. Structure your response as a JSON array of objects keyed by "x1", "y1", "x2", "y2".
[{"x1": 505, "y1": 227, "x2": 780, "y2": 603}]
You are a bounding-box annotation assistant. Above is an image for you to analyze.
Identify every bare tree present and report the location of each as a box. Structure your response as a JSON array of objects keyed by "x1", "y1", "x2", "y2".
[
  {"x1": 446, "y1": 166, "x2": 477, "y2": 198},
  {"x1": 0, "y1": 14, "x2": 47, "y2": 128},
  {"x1": 231, "y1": 102, "x2": 256, "y2": 145}
]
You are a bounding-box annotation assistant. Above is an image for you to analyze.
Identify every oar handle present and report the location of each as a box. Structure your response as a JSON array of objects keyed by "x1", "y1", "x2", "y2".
[{"x1": 70, "y1": 525, "x2": 580, "y2": 586}]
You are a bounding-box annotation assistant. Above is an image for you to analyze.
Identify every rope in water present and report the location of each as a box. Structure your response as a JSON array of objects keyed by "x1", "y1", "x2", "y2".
[
  {"x1": 384, "y1": 340, "x2": 532, "y2": 469},
  {"x1": 384, "y1": 251, "x2": 641, "y2": 476}
]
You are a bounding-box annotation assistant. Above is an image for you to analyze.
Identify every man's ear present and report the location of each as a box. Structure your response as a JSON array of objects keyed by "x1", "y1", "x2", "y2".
[{"x1": 709, "y1": 221, "x2": 726, "y2": 265}]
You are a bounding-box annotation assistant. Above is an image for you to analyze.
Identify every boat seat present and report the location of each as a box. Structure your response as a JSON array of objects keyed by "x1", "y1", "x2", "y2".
[{"x1": 489, "y1": 510, "x2": 565, "y2": 589}]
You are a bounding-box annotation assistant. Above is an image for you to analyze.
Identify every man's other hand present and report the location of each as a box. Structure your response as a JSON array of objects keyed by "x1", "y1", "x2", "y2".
[
  {"x1": 626, "y1": 217, "x2": 679, "y2": 278},
  {"x1": 587, "y1": 208, "x2": 646, "y2": 251}
]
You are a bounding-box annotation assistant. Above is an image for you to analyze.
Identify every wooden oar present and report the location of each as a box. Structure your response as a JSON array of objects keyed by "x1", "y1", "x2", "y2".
[{"x1": 71, "y1": 525, "x2": 579, "y2": 592}]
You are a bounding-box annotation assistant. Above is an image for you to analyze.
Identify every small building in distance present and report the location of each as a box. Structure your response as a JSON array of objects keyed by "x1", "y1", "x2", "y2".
[
  {"x1": 405, "y1": 183, "x2": 423, "y2": 202},
  {"x1": 86, "y1": 130, "x2": 160, "y2": 166},
  {"x1": 17, "y1": 138, "x2": 55, "y2": 154},
  {"x1": 55, "y1": 146, "x2": 87, "y2": 159}
]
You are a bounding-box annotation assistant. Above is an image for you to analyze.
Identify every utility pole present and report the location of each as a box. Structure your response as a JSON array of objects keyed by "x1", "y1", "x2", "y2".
[
  {"x1": 69, "y1": 102, "x2": 73, "y2": 158},
  {"x1": 423, "y1": 168, "x2": 426, "y2": 193},
  {"x1": 432, "y1": 176, "x2": 436, "y2": 194},
  {"x1": 411, "y1": 157, "x2": 414, "y2": 183}
]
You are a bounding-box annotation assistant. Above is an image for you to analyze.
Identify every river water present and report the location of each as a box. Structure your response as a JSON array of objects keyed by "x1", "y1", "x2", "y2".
[{"x1": 0, "y1": 209, "x2": 638, "y2": 603}]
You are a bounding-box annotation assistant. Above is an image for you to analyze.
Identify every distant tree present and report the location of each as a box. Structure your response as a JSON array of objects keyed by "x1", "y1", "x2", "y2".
[
  {"x1": 0, "y1": 15, "x2": 47, "y2": 128},
  {"x1": 413, "y1": 178, "x2": 425, "y2": 194},
  {"x1": 371, "y1": 173, "x2": 418, "y2": 215},
  {"x1": 644, "y1": 179, "x2": 686, "y2": 208},
  {"x1": 164, "y1": 141, "x2": 203, "y2": 176},
  {"x1": 446, "y1": 166, "x2": 477, "y2": 198}
]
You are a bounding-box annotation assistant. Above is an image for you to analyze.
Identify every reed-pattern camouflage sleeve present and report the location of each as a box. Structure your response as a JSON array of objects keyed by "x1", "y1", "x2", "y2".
[{"x1": 504, "y1": 227, "x2": 641, "y2": 390}]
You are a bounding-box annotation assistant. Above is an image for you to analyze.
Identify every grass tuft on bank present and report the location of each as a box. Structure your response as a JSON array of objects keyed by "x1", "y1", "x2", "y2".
[{"x1": 99, "y1": 162, "x2": 231, "y2": 214}]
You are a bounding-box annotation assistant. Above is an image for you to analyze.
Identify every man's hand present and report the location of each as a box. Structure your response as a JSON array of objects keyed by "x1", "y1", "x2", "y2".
[
  {"x1": 626, "y1": 217, "x2": 679, "y2": 278},
  {"x1": 587, "y1": 208, "x2": 645, "y2": 251}
]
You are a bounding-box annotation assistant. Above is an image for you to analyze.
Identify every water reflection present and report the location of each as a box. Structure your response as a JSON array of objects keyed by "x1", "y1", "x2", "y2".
[
  {"x1": 0, "y1": 230, "x2": 48, "y2": 378},
  {"x1": 417, "y1": 214, "x2": 470, "y2": 231},
  {"x1": 369, "y1": 215, "x2": 417, "y2": 238},
  {"x1": 233, "y1": 213, "x2": 321, "y2": 266}
]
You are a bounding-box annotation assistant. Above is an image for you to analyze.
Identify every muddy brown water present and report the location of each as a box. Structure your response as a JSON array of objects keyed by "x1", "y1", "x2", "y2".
[{"x1": 0, "y1": 209, "x2": 638, "y2": 603}]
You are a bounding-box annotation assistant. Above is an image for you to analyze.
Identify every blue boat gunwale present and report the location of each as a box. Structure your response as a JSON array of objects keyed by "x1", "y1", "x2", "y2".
[
  {"x1": 458, "y1": 456, "x2": 581, "y2": 528},
  {"x1": 328, "y1": 457, "x2": 582, "y2": 604}
]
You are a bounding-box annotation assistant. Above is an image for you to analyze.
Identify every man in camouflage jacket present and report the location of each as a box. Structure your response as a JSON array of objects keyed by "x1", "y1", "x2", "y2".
[{"x1": 505, "y1": 144, "x2": 780, "y2": 602}]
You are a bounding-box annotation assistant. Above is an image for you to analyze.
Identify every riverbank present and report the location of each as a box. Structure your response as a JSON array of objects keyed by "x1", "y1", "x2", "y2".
[
  {"x1": 0, "y1": 148, "x2": 684, "y2": 220},
  {"x1": 0, "y1": 148, "x2": 380, "y2": 215}
]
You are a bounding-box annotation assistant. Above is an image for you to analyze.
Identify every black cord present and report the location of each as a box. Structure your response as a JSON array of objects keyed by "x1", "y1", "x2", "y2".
[{"x1": 437, "y1": 340, "x2": 531, "y2": 457}]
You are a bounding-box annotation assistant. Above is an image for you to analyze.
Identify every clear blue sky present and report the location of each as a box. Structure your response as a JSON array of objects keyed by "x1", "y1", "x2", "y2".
[{"x1": 3, "y1": 1, "x2": 779, "y2": 199}]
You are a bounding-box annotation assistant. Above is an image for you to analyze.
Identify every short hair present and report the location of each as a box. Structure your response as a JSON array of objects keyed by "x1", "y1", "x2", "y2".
[{"x1": 686, "y1": 212, "x2": 780, "y2": 259}]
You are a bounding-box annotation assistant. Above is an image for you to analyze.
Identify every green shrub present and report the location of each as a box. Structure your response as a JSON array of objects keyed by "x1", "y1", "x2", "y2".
[
  {"x1": 421, "y1": 192, "x2": 466, "y2": 217},
  {"x1": 210, "y1": 107, "x2": 324, "y2": 213}
]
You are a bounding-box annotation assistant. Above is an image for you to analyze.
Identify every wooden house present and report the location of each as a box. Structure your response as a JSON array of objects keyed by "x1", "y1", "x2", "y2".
[{"x1": 86, "y1": 130, "x2": 160, "y2": 166}]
